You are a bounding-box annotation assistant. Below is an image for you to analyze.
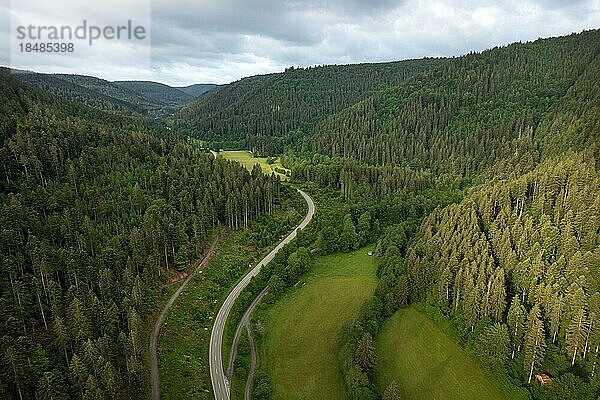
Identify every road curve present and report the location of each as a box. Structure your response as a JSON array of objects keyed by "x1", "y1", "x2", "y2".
[
  {"x1": 210, "y1": 188, "x2": 315, "y2": 400},
  {"x1": 151, "y1": 235, "x2": 219, "y2": 400}
]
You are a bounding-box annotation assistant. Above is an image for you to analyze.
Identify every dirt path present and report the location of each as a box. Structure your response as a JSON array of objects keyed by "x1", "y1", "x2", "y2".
[
  {"x1": 151, "y1": 235, "x2": 219, "y2": 400},
  {"x1": 244, "y1": 322, "x2": 257, "y2": 400},
  {"x1": 226, "y1": 285, "x2": 269, "y2": 379}
]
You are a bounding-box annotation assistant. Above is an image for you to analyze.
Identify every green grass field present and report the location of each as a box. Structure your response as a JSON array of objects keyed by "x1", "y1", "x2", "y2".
[
  {"x1": 265, "y1": 247, "x2": 377, "y2": 400},
  {"x1": 219, "y1": 150, "x2": 290, "y2": 180},
  {"x1": 376, "y1": 307, "x2": 506, "y2": 400}
]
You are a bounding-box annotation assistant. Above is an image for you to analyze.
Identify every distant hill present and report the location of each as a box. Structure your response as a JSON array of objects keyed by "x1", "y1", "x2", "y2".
[
  {"x1": 4, "y1": 68, "x2": 159, "y2": 115},
  {"x1": 3, "y1": 68, "x2": 215, "y2": 116},
  {"x1": 173, "y1": 59, "x2": 444, "y2": 154},
  {"x1": 176, "y1": 83, "x2": 218, "y2": 97},
  {"x1": 310, "y1": 30, "x2": 600, "y2": 175},
  {"x1": 114, "y1": 81, "x2": 196, "y2": 112}
]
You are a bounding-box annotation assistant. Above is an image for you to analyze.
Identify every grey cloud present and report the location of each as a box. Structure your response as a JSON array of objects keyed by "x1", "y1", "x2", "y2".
[
  {"x1": 540, "y1": 0, "x2": 589, "y2": 8},
  {"x1": 0, "y1": 0, "x2": 9, "y2": 64},
  {"x1": 151, "y1": 0, "x2": 326, "y2": 46}
]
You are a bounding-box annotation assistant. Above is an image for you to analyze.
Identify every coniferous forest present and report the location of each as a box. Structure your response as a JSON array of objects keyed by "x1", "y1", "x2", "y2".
[
  {"x1": 173, "y1": 59, "x2": 443, "y2": 154},
  {"x1": 0, "y1": 70, "x2": 283, "y2": 398},
  {"x1": 305, "y1": 31, "x2": 600, "y2": 400},
  {"x1": 1, "y1": 27, "x2": 600, "y2": 400}
]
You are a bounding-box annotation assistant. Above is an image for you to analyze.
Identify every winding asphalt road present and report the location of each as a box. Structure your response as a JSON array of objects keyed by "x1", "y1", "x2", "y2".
[{"x1": 209, "y1": 188, "x2": 315, "y2": 400}]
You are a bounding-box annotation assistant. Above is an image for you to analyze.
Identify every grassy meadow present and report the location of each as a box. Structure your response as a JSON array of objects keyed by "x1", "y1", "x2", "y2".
[
  {"x1": 376, "y1": 307, "x2": 506, "y2": 400},
  {"x1": 219, "y1": 150, "x2": 290, "y2": 180},
  {"x1": 264, "y1": 247, "x2": 377, "y2": 400}
]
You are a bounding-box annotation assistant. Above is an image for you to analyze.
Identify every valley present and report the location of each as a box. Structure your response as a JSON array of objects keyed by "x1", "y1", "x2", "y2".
[
  {"x1": 218, "y1": 151, "x2": 290, "y2": 180},
  {"x1": 1, "y1": 23, "x2": 599, "y2": 400}
]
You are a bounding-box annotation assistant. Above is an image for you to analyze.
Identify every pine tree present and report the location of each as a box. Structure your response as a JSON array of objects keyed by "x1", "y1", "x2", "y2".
[
  {"x1": 354, "y1": 332, "x2": 376, "y2": 376},
  {"x1": 524, "y1": 304, "x2": 546, "y2": 383},
  {"x1": 489, "y1": 267, "x2": 506, "y2": 322},
  {"x1": 565, "y1": 306, "x2": 589, "y2": 366},
  {"x1": 131, "y1": 182, "x2": 145, "y2": 215},
  {"x1": 53, "y1": 316, "x2": 70, "y2": 364},
  {"x1": 69, "y1": 353, "x2": 88, "y2": 399},
  {"x1": 37, "y1": 371, "x2": 67, "y2": 400},
  {"x1": 102, "y1": 361, "x2": 118, "y2": 397},
  {"x1": 549, "y1": 294, "x2": 563, "y2": 343},
  {"x1": 357, "y1": 212, "x2": 371, "y2": 247},
  {"x1": 507, "y1": 295, "x2": 526, "y2": 359},
  {"x1": 438, "y1": 266, "x2": 452, "y2": 311},
  {"x1": 5, "y1": 346, "x2": 24, "y2": 400},
  {"x1": 474, "y1": 324, "x2": 510, "y2": 373},
  {"x1": 462, "y1": 273, "x2": 478, "y2": 331},
  {"x1": 340, "y1": 214, "x2": 358, "y2": 252},
  {"x1": 587, "y1": 293, "x2": 600, "y2": 376},
  {"x1": 84, "y1": 375, "x2": 104, "y2": 400}
]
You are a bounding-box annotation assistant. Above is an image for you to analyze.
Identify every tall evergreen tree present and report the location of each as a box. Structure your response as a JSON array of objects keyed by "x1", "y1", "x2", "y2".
[
  {"x1": 354, "y1": 332, "x2": 376, "y2": 377},
  {"x1": 524, "y1": 304, "x2": 546, "y2": 383}
]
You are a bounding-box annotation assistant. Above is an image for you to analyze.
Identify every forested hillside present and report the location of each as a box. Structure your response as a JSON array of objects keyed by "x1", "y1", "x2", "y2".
[
  {"x1": 2, "y1": 26, "x2": 599, "y2": 400},
  {"x1": 0, "y1": 74, "x2": 284, "y2": 399},
  {"x1": 311, "y1": 30, "x2": 600, "y2": 176},
  {"x1": 175, "y1": 83, "x2": 218, "y2": 98},
  {"x1": 319, "y1": 30, "x2": 600, "y2": 400},
  {"x1": 392, "y1": 150, "x2": 600, "y2": 398},
  {"x1": 173, "y1": 59, "x2": 443, "y2": 154},
  {"x1": 3, "y1": 69, "x2": 198, "y2": 116},
  {"x1": 114, "y1": 81, "x2": 195, "y2": 111},
  {"x1": 3, "y1": 69, "x2": 153, "y2": 115}
]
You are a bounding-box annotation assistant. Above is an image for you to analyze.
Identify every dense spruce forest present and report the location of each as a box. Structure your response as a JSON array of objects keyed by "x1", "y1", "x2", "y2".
[
  {"x1": 175, "y1": 84, "x2": 218, "y2": 98},
  {"x1": 0, "y1": 72, "x2": 285, "y2": 399},
  {"x1": 310, "y1": 30, "x2": 599, "y2": 175},
  {"x1": 305, "y1": 31, "x2": 600, "y2": 400},
  {"x1": 112, "y1": 81, "x2": 195, "y2": 110},
  {"x1": 173, "y1": 59, "x2": 443, "y2": 154}
]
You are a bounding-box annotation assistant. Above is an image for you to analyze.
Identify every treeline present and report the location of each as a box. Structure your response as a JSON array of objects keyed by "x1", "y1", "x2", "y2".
[
  {"x1": 173, "y1": 59, "x2": 443, "y2": 155},
  {"x1": 0, "y1": 74, "x2": 283, "y2": 399},
  {"x1": 113, "y1": 81, "x2": 195, "y2": 111},
  {"x1": 310, "y1": 30, "x2": 600, "y2": 177},
  {"x1": 283, "y1": 153, "x2": 463, "y2": 201}
]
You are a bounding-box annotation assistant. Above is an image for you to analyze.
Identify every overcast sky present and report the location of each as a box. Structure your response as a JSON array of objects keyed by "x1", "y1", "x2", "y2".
[{"x1": 1, "y1": 0, "x2": 599, "y2": 86}]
